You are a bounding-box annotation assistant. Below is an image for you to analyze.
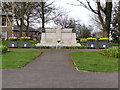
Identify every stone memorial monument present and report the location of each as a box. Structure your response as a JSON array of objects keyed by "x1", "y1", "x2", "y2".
[{"x1": 36, "y1": 23, "x2": 81, "y2": 47}]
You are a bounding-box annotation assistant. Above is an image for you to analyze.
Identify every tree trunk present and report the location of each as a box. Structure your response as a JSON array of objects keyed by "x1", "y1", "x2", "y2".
[
  {"x1": 118, "y1": 26, "x2": 120, "y2": 43},
  {"x1": 104, "y1": 1, "x2": 112, "y2": 38},
  {"x1": 19, "y1": 27, "x2": 22, "y2": 37},
  {"x1": 25, "y1": 17, "x2": 29, "y2": 36},
  {"x1": 41, "y1": 2, "x2": 45, "y2": 32},
  {"x1": 19, "y1": 18, "x2": 24, "y2": 37},
  {"x1": 102, "y1": 28, "x2": 107, "y2": 37},
  {"x1": 118, "y1": 2, "x2": 120, "y2": 43},
  {"x1": 100, "y1": 2, "x2": 112, "y2": 38},
  {"x1": 25, "y1": 25, "x2": 29, "y2": 36},
  {"x1": 88, "y1": 1, "x2": 113, "y2": 38}
]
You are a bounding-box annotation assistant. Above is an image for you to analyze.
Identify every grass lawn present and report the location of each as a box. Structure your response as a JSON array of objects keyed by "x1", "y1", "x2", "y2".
[
  {"x1": 70, "y1": 51, "x2": 119, "y2": 72},
  {"x1": 1, "y1": 50, "x2": 41, "y2": 69}
]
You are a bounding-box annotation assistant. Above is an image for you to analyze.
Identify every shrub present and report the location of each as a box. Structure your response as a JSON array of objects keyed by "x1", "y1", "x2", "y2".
[
  {"x1": 100, "y1": 46, "x2": 120, "y2": 58},
  {"x1": 109, "y1": 43, "x2": 119, "y2": 47},
  {"x1": 0, "y1": 45, "x2": 8, "y2": 53}
]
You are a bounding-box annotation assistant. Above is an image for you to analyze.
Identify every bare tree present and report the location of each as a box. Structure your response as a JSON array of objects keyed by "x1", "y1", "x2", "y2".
[
  {"x1": 89, "y1": 14, "x2": 103, "y2": 34},
  {"x1": 15, "y1": 2, "x2": 38, "y2": 37},
  {"x1": 23, "y1": 3, "x2": 37, "y2": 36},
  {"x1": 54, "y1": 15, "x2": 77, "y2": 28},
  {"x1": 74, "y1": 0, "x2": 112, "y2": 38},
  {"x1": 76, "y1": 24, "x2": 92, "y2": 38},
  {"x1": 2, "y1": 2, "x2": 36, "y2": 37},
  {"x1": 35, "y1": 0, "x2": 62, "y2": 32},
  {"x1": 14, "y1": 2, "x2": 28, "y2": 37}
]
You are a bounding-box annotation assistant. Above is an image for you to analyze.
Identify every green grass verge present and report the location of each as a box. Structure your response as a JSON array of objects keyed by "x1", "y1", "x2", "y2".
[
  {"x1": 70, "y1": 51, "x2": 119, "y2": 72},
  {"x1": 1, "y1": 50, "x2": 41, "y2": 69}
]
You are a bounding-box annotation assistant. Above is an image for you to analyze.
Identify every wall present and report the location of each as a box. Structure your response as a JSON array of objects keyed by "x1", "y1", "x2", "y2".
[
  {"x1": 0, "y1": 15, "x2": 12, "y2": 39},
  {"x1": 41, "y1": 28, "x2": 77, "y2": 45}
]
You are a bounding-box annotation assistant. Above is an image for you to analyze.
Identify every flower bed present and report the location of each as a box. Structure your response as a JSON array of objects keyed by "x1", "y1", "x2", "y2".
[
  {"x1": 9, "y1": 37, "x2": 18, "y2": 48},
  {"x1": 100, "y1": 46, "x2": 120, "y2": 58},
  {"x1": 21, "y1": 37, "x2": 30, "y2": 41},
  {"x1": 99, "y1": 38, "x2": 109, "y2": 49},
  {"x1": 80, "y1": 40, "x2": 87, "y2": 43},
  {"x1": 87, "y1": 37, "x2": 96, "y2": 42},
  {"x1": 87, "y1": 37, "x2": 97, "y2": 49},
  {"x1": 76, "y1": 40, "x2": 80, "y2": 43},
  {"x1": 9, "y1": 37, "x2": 18, "y2": 41},
  {"x1": 99, "y1": 38, "x2": 109, "y2": 42},
  {"x1": 21, "y1": 37, "x2": 31, "y2": 48}
]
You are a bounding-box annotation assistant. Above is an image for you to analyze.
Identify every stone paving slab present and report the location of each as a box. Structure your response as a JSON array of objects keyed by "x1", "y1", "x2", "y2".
[{"x1": 2, "y1": 49, "x2": 118, "y2": 88}]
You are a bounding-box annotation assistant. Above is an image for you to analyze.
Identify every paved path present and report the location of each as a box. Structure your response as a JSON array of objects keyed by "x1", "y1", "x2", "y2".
[{"x1": 2, "y1": 49, "x2": 118, "y2": 88}]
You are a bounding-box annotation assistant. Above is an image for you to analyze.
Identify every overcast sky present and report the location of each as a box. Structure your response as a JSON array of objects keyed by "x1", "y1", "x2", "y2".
[
  {"x1": 35, "y1": 0, "x2": 117, "y2": 29},
  {"x1": 42, "y1": 0, "x2": 94, "y2": 28},
  {"x1": 53, "y1": 0, "x2": 93, "y2": 25}
]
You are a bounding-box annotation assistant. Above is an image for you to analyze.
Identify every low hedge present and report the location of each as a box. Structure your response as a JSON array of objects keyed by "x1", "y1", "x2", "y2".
[
  {"x1": 33, "y1": 46, "x2": 86, "y2": 49},
  {"x1": 33, "y1": 46, "x2": 56, "y2": 49},
  {"x1": 62, "y1": 46, "x2": 86, "y2": 49},
  {"x1": 100, "y1": 46, "x2": 120, "y2": 58}
]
